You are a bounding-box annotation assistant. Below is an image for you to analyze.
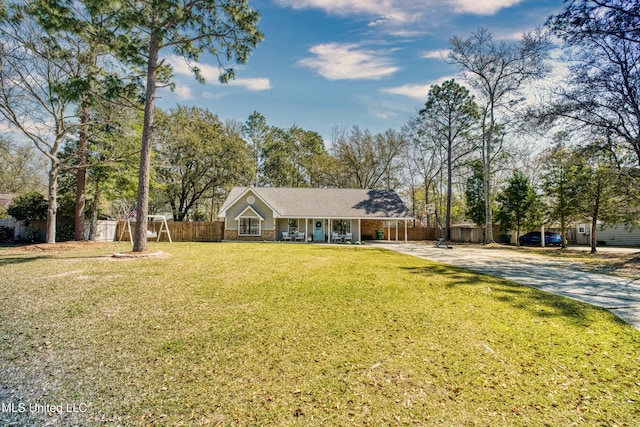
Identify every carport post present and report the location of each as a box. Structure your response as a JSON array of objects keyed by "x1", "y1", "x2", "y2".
[{"x1": 405, "y1": 220, "x2": 407, "y2": 243}]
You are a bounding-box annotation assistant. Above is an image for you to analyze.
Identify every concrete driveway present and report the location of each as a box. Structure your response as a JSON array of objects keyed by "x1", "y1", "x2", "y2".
[{"x1": 370, "y1": 241, "x2": 640, "y2": 330}]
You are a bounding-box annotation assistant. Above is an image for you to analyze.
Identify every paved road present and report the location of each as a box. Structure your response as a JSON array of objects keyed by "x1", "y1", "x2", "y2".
[{"x1": 370, "y1": 242, "x2": 640, "y2": 330}]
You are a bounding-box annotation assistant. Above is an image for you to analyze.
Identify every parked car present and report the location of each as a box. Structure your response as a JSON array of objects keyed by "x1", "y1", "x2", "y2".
[{"x1": 519, "y1": 231, "x2": 563, "y2": 246}]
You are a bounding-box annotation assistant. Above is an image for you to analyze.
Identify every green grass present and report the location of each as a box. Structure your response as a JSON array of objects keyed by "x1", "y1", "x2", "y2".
[{"x1": 1, "y1": 242, "x2": 639, "y2": 426}]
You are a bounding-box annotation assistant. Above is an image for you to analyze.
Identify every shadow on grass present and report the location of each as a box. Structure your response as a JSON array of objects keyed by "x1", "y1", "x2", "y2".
[
  {"x1": 0, "y1": 251, "x2": 111, "y2": 266},
  {"x1": 400, "y1": 263, "x2": 622, "y2": 328},
  {"x1": 0, "y1": 255, "x2": 48, "y2": 266}
]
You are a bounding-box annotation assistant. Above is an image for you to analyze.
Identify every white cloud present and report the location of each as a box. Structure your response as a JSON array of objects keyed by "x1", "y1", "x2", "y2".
[
  {"x1": 449, "y1": 0, "x2": 523, "y2": 15},
  {"x1": 368, "y1": 18, "x2": 388, "y2": 27},
  {"x1": 166, "y1": 55, "x2": 222, "y2": 81},
  {"x1": 166, "y1": 56, "x2": 193, "y2": 76},
  {"x1": 388, "y1": 29, "x2": 430, "y2": 38},
  {"x1": 381, "y1": 83, "x2": 430, "y2": 100},
  {"x1": 421, "y1": 49, "x2": 450, "y2": 60},
  {"x1": 228, "y1": 78, "x2": 272, "y2": 91},
  {"x1": 297, "y1": 43, "x2": 400, "y2": 80},
  {"x1": 381, "y1": 76, "x2": 456, "y2": 100},
  {"x1": 173, "y1": 84, "x2": 194, "y2": 100},
  {"x1": 165, "y1": 55, "x2": 271, "y2": 92},
  {"x1": 275, "y1": 0, "x2": 524, "y2": 27},
  {"x1": 275, "y1": 0, "x2": 415, "y2": 25}
]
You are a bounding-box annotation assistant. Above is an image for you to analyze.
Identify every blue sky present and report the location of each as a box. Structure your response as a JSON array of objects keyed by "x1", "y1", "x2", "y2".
[{"x1": 158, "y1": 0, "x2": 563, "y2": 144}]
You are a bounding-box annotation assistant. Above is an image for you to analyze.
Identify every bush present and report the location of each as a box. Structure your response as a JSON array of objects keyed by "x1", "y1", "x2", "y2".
[
  {"x1": 56, "y1": 222, "x2": 75, "y2": 242},
  {"x1": 7, "y1": 193, "x2": 47, "y2": 225},
  {"x1": 0, "y1": 226, "x2": 14, "y2": 243}
]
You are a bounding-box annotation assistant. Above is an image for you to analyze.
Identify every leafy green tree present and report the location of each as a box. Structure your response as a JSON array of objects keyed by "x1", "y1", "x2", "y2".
[
  {"x1": 496, "y1": 170, "x2": 542, "y2": 245},
  {"x1": 155, "y1": 106, "x2": 252, "y2": 221},
  {"x1": 579, "y1": 145, "x2": 623, "y2": 253},
  {"x1": 88, "y1": 0, "x2": 264, "y2": 251},
  {"x1": 306, "y1": 153, "x2": 351, "y2": 189},
  {"x1": 27, "y1": 0, "x2": 140, "y2": 241},
  {"x1": 540, "y1": 137, "x2": 586, "y2": 249},
  {"x1": 260, "y1": 127, "x2": 297, "y2": 187},
  {"x1": 242, "y1": 111, "x2": 269, "y2": 186},
  {"x1": 260, "y1": 125, "x2": 327, "y2": 188},
  {"x1": 88, "y1": 100, "x2": 142, "y2": 225},
  {"x1": 289, "y1": 126, "x2": 326, "y2": 187},
  {"x1": 419, "y1": 79, "x2": 478, "y2": 240},
  {"x1": 449, "y1": 28, "x2": 551, "y2": 243},
  {"x1": 58, "y1": 98, "x2": 142, "y2": 239},
  {"x1": 7, "y1": 193, "x2": 48, "y2": 225}
]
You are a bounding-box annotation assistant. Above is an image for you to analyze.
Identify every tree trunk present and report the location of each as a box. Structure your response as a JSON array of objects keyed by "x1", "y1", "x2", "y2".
[
  {"x1": 74, "y1": 97, "x2": 90, "y2": 241},
  {"x1": 74, "y1": 163, "x2": 86, "y2": 240},
  {"x1": 424, "y1": 180, "x2": 430, "y2": 228},
  {"x1": 88, "y1": 178, "x2": 101, "y2": 241},
  {"x1": 46, "y1": 159, "x2": 59, "y2": 244},
  {"x1": 445, "y1": 141, "x2": 452, "y2": 241},
  {"x1": 590, "y1": 196, "x2": 600, "y2": 254},
  {"x1": 483, "y1": 140, "x2": 494, "y2": 243},
  {"x1": 590, "y1": 215, "x2": 598, "y2": 254},
  {"x1": 483, "y1": 110, "x2": 495, "y2": 244},
  {"x1": 133, "y1": 33, "x2": 160, "y2": 252}
]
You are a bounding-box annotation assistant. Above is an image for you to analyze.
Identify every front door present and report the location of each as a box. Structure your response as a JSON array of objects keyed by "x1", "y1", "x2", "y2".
[{"x1": 313, "y1": 219, "x2": 324, "y2": 242}]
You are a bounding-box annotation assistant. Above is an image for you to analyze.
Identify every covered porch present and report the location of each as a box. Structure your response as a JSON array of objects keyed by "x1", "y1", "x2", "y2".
[{"x1": 275, "y1": 217, "x2": 410, "y2": 243}]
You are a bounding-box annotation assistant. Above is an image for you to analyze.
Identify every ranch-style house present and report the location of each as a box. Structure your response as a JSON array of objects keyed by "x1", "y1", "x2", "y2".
[{"x1": 219, "y1": 187, "x2": 413, "y2": 243}]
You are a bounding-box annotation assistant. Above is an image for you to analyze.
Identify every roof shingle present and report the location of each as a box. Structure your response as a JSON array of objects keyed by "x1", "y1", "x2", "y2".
[{"x1": 220, "y1": 187, "x2": 412, "y2": 219}]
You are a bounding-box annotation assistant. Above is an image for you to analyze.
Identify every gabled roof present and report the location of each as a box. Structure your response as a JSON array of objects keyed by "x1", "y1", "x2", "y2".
[
  {"x1": 234, "y1": 205, "x2": 265, "y2": 221},
  {"x1": 219, "y1": 187, "x2": 412, "y2": 219},
  {"x1": 219, "y1": 187, "x2": 277, "y2": 218}
]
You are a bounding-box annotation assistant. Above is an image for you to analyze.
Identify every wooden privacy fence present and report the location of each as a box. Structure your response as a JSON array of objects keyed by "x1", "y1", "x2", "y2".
[
  {"x1": 117, "y1": 220, "x2": 225, "y2": 242},
  {"x1": 450, "y1": 227, "x2": 485, "y2": 243},
  {"x1": 384, "y1": 226, "x2": 494, "y2": 243},
  {"x1": 378, "y1": 226, "x2": 437, "y2": 241}
]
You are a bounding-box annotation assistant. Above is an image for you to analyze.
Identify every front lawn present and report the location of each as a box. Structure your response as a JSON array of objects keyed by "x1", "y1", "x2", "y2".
[{"x1": 0, "y1": 242, "x2": 638, "y2": 426}]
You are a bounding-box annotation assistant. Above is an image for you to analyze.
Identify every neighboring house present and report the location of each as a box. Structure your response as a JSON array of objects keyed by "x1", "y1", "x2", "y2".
[
  {"x1": 218, "y1": 187, "x2": 413, "y2": 242},
  {"x1": 0, "y1": 193, "x2": 19, "y2": 242},
  {"x1": 0, "y1": 193, "x2": 17, "y2": 211},
  {"x1": 575, "y1": 223, "x2": 640, "y2": 246}
]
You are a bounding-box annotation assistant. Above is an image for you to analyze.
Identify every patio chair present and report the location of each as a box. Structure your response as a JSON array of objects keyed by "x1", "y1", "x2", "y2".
[
  {"x1": 295, "y1": 231, "x2": 306, "y2": 242},
  {"x1": 344, "y1": 232, "x2": 353, "y2": 242},
  {"x1": 282, "y1": 231, "x2": 292, "y2": 242},
  {"x1": 331, "y1": 232, "x2": 343, "y2": 243}
]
